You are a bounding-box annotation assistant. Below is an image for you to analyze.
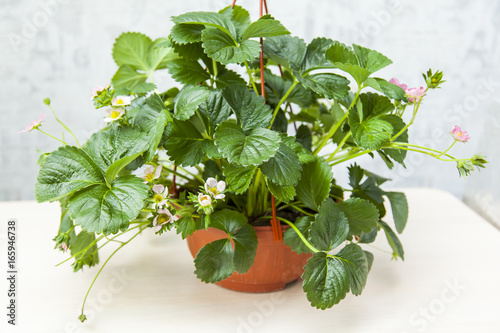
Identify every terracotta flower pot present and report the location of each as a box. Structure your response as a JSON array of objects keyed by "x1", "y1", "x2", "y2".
[{"x1": 186, "y1": 225, "x2": 312, "y2": 293}]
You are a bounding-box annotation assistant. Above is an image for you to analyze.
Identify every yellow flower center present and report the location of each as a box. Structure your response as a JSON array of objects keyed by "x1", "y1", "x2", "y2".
[
  {"x1": 157, "y1": 215, "x2": 170, "y2": 224},
  {"x1": 145, "y1": 173, "x2": 154, "y2": 182},
  {"x1": 111, "y1": 110, "x2": 121, "y2": 119},
  {"x1": 116, "y1": 99, "x2": 124, "y2": 105},
  {"x1": 210, "y1": 187, "x2": 217, "y2": 194},
  {"x1": 154, "y1": 194, "x2": 164, "y2": 203}
]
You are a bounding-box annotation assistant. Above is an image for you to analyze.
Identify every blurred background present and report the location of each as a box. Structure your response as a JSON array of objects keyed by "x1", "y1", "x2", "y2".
[{"x1": 1, "y1": 0, "x2": 498, "y2": 227}]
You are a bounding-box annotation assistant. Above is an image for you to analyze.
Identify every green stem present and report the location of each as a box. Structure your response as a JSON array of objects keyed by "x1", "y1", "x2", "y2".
[
  {"x1": 244, "y1": 61, "x2": 259, "y2": 95},
  {"x1": 263, "y1": 216, "x2": 319, "y2": 253},
  {"x1": 36, "y1": 128, "x2": 67, "y2": 145},
  {"x1": 268, "y1": 81, "x2": 298, "y2": 129},
  {"x1": 388, "y1": 145, "x2": 467, "y2": 162},
  {"x1": 285, "y1": 203, "x2": 315, "y2": 216},
  {"x1": 326, "y1": 132, "x2": 352, "y2": 162},
  {"x1": 438, "y1": 140, "x2": 457, "y2": 157},
  {"x1": 48, "y1": 105, "x2": 81, "y2": 147},
  {"x1": 80, "y1": 226, "x2": 146, "y2": 321},
  {"x1": 313, "y1": 86, "x2": 362, "y2": 155},
  {"x1": 329, "y1": 149, "x2": 371, "y2": 166}
]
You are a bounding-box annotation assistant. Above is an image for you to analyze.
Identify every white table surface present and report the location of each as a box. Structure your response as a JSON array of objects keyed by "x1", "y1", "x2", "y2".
[{"x1": 1, "y1": 188, "x2": 499, "y2": 333}]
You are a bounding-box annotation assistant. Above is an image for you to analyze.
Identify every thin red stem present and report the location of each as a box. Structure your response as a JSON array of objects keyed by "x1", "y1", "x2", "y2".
[
  {"x1": 231, "y1": 0, "x2": 237, "y2": 8},
  {"x1": 259, "y1": 0, "x2": 281, "y2": 241},
  {"x1": 263, "y1": 0, "x2": 269, "y2": 14},
  {"x1": 170, "y1": 165, "x2": 177, "y2": 197}
]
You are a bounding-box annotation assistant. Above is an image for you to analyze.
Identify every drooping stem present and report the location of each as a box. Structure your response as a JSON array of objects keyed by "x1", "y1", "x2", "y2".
[
  {"x1": 80, "y1": 226, "x2": 146, "y2": 322},
  {"x1": 36, "y1": 128, "x2": 67, "y2": 145},
  {"x1": 170, "y1": 165, "x2": 177, "y2": 197},
  {"x1": 438, "y1": 140, "x2": 457, "y2": 157},
  {"x1": 261, "y1": 216, "x2": 319, "y2": 253},
  {"x1": 48, "y1": 105, "x2": 81, "y2": 147}
]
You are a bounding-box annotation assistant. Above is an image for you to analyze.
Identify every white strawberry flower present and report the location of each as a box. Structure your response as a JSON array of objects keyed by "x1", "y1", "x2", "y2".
[
  {"x1": 103, "y1": 108, "x2": 125, "y2": 122},
  {"x1": 198, "y1": 193, "x2": 212, "y2": 207},
  {"x1": 111, "y1": 95, "x2": 132, "y2": 106},
  {"x1": 143, "y1": 165, "x2": 162, "y2": 182},
  {"x1": 152, "y1": 184, "x2": 168, "y2": 207},
  {"x1": 153, "y1": 208, "x2": 173, "y2": 233},
  {"x1": 204, "y1": 177, "x2": 226, "y2": 199}
]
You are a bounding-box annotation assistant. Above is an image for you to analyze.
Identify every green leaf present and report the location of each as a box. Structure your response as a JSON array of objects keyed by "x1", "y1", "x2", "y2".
[
  {"x1": 164, "y1": 118, "x2": 206, "y2": 166},
  {"x1": 378, "y1": 220, "x2": 404, "y2": 260},
  {"x1": 351, "y1": 176, "x2": 386, "y2": 218},
  {"x1": 302, "y1": 252, "x2": 350, "y2": 309},
  {"x1": 326, "y1": 43, "x2": 370, "y2": 84},
  {"x1": 348, "y1": 163, "x2": 364, "y2": 189},
  {"x1": 296, "y1": 158, "x2": 333, "y2": 210},
  {"x1": 265, "y1": 178, "x2": 296, "y2": 203},
  {"x1": 364, "y1": 78, "x2": 406, "y2": 101},
  {"x1": 385, "y1": 192, "x2": 408, "y2": 233},
  {"x1": 283, "y1": 216, "x2": 314, "y2": 254},
  {"x1": 222, "y1": 163, "x2": 257, "y2": 194},
  {"x1": 214, "y1": 122, "x2": 280, "y2": 167},
  {"x1": 194, "y1": 239, "x2": 234, "y2": 283},
  {"x1": 381, "y1": 115, "x2": 408, "y2": 165},
  {"x1": 174, "y1": 85, "x2": 210, "y2": 121},
  {"x1": 112, "y1": 32, "x2": 151, "y2": 71},
  {"x1": 282, "y1": 136, "x2": 315, "y2": 164},
  {"x1": 35, "y1": 146, "x2": 104, "y2": 202},
  {"x1": 297, "y1": 73, "x2": 350, "y2": 99},
  {"x1": 337, "y1": 244, "x2": 369, "y2": 295},
  {"x1": 241, "y1": 14, "x2": 290, "y2": 40},
  {"x1": 172, "y1": 11, "x2": 237, "y2": 39},
  {"x1": 67, "y1": 176, "x2": 148, "y2": 235},
  {"x1": 296, "y1": 125, "x2": 312, "y2": 151},
  {"x1": 128, "y1": 94, "x2": 172, "y2": 161},
  {"x1": 302, "y1": 37, "x2": 335, "y2": 72},
  {"x1": 167, "y1": 59, "x2": 210, "y2": 85},
  {"x1": 176, "y1": 215, "x2": 196, "y2": 239},
  {"x1": 71, "y1": 231, "x2": 99, "y2": 272},
  {"x1": 263, "y1": 35, "x2": 307, "y2": 71},
  {"x1": 170, "y1": 24, "x2": 204, "y2": 44},
  {"x1": 195, "y1": 210, "x2": 257, "y2": 282},
  {"x1": 222, "y1": 85, "x2": 272, "y2": 131},
  {"x1": 148, "y1": 38, "x2": 177, "y2": 71},
  {"x1": 172, "y1": 41, "x2": 205, "y2": 60},
  {"x1": 111, "y1": 65, "x2": 148, "y2": 89},
  {"x1": 338, "y1": 198, "x2": 379, "y2": 236},
  {"x1": 310, "y1": 198, "x2": 349, "y2": 251},
  {"x1": 219, "y1": 5, "x2": 251, "y2": 36},
  {"x1": 260, "y1": 143, "x2": 302, "y2": 187},
  {"x1": 83, "y1": 126, "x2": 150, "y2": 182},
  {"x1": 199, "y1": 90, "x2": 232, "y2": 128},
  {"x1": 130, "y1": 82, "x2": 157, "y2": 94},
  {"x1": 263, "y1": 70, "x2": 313, "y2": 108},
  {"x1": 352, "y1": 44, "x2": 392, "y2": 74},
  {"x1": 215, "y1": 68, "x2": 247, "y2": 88},
  {"x1": 202, "y1": 28, "x2": 261, "y2": 64},
  {"x1": 358, "y1": 92, "x2": 395, "y2": 119}
]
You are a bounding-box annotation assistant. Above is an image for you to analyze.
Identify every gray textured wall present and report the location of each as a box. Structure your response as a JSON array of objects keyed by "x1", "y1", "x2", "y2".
[{"x1": 1, "y1": 0, "x2": 498, "y2": 226}]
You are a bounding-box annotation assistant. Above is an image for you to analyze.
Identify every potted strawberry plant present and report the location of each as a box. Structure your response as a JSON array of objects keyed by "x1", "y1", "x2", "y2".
[{"x1": 26, "y1": 1, "x2": 487, "y2": 321}]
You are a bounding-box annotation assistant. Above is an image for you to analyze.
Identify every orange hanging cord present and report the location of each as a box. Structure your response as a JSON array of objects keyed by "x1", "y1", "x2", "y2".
[{"x1": 259, "y1": 0, "x2": 282, "y2": 242}]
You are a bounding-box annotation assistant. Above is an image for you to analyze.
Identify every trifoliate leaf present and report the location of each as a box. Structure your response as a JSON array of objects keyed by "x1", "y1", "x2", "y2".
[{"x1": 202, "y1": 28, "x2": 261, "y2": 64}]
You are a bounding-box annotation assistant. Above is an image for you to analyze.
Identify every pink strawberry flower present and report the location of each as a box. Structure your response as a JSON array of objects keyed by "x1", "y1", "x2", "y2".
[
  {"x1": 90, "y1": 83, "x2": 110, "y2": 100},
  {"x1": 389, "y1": 78, "x2": 408, "y2": 91},
  {"x1": 20, "y1": 114, "x2": 46, "y2": 133},
  {"x1": 450, "y1": 126, "x2": 470, "y2": 142},
  {"x1": 405, "y1": 87, "x2": 426, "y2": 103},
  {"x1": 153, "y1": 208, "x2": 173, "y2": 233}
]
